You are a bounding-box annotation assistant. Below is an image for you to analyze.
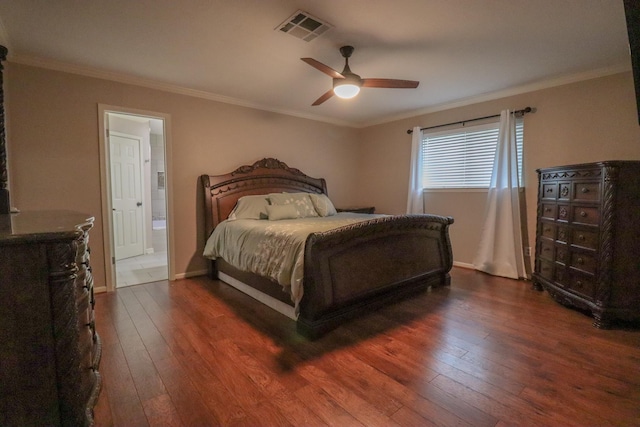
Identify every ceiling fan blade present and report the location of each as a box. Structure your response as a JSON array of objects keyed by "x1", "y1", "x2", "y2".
[
  {"x1": 301, "y1": 58, "x2": 344, "y2": 79},
  {"x1": 311, "y1": 89, "x2": 335, "y2": 106},
  {"x1": 362, "y1": 78, "x2": 420, "y2": 88}
]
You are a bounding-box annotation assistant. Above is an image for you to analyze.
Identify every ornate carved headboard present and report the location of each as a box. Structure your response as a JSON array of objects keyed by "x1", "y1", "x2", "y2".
[{"x1": 200, "y1": 158, "x2": 327, "y2": 238}]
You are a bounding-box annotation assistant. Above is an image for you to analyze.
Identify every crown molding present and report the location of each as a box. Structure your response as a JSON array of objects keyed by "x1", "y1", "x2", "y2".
[
  {"x1": 9, "y1": 54, "x2": 354, "y2": 128},
  {"x1": 9, "y1": 54, "x2": 631, "y2": 130},
  {"x1": 359, "y1": 62, "x2": 632, "y2": 128}
]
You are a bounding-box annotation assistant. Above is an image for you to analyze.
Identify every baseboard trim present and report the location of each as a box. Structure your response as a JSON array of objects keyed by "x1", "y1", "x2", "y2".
[
  {"x1": 453, "y1": 261, "x2": 475, "y2": 270},
  {"x1": 174, "y1": 269, "x2": 208, "y2": 280}
]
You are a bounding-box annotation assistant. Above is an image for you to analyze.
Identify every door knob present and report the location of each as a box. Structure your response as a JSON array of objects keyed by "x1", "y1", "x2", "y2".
[{"x1": 137, "y1": 202, "x2": 142, "y2": 207}]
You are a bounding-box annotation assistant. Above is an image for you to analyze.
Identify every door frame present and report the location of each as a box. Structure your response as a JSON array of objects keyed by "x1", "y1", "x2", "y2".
[{"x1": 98, "y1": 104, "x2": 175, "y2": 292}]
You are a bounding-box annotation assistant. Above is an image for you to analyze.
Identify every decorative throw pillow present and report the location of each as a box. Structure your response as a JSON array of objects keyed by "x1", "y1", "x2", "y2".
[
  {"x1": 309, "y1": 193, "x2": 337, "y2": 217},
  {"x1": 227, "y1": 195, "x2": 269, "y2": 220},
  {"x1": 266, "y1": 204, "x2": 299, "y2": 221},
  {"x1": 267, "y1": 192, "x2": 319, "y2": 218}
]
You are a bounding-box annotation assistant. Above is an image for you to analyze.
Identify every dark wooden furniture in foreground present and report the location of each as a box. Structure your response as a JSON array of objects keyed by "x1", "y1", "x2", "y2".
[
  {"x1": 92, "y1": 269, "x2": 640, "y2": 426},
  {"x1": 201, "y1": 158, "x2": 454, "y2": 338},
  {"x1": 0, "y1": 45, "x2": 9, "y2": 214},
  {"x1": 532, "y1": 161, "x2": 640, "y2": 328},
  {"x1": 0, "y1": 211, "x2": 101, "y2": 426}
]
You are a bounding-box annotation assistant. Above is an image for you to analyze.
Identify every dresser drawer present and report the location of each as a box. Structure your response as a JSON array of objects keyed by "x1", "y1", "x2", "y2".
[
  {"x1": 78, "y1": 340, "x2": 96, "y2": 408},
  {"x1": 75, "y1": 236, "x2": 89, "y2": 263},
  {"x1": 539, "y1": 240, "x2": 555, "y2": 261},
  {"x1": 567, "y1": 270, "x2": 596, "y2": 300},
  {"x1": 558, "y1": 205, "x2": 570, "y2": 221},
  {"x1": 557, "y1": 226, "x2": 569, "y2": 243},
  {"x1": 556, "y1": 245, "x2": 568, "y2": 264},
  {"x1": 85, "y1": 266, "x2": 93, "y2": 291},
  {"x1": 571, "y1": 206, "x2": 600, "y2": 225},
  {"x1": 559, "y1": 182, "x2": 571, "y2": 200},
  {"x1": 554, "y1": 266, "x2": 568, "y2": 286},
  {"x1": 541, "y1": 182, "x2": 557, "y2": 199},
  {"x1": 541, "y1": 203, "x2": 557, "y2": 220},
  {"x1": 570, "y1": 252, "x2": 597, "y2": 275},
  {"x1": 541, "y1": 222, "x2": 555, "y2": 239},
  {"x1": 76, "y1": 289, "x2": 91, "y2": 323},
  {"x1": 537, "y1": 259, "x2": 554, "y2": 280},
  {"x1": 78, "y1": 320, "x2": 94, "y2": 361},
  {"x1": 571, "y1": 229, "x2": 599, "y2": 250},
  {"x1": 572, "y1": 181, "x2": 600, "y2": 202}
]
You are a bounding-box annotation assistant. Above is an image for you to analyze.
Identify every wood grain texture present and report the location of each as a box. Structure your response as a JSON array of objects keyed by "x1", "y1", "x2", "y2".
[{"x1": 94, "y1": 268, "x2": 640, "y2": 426}]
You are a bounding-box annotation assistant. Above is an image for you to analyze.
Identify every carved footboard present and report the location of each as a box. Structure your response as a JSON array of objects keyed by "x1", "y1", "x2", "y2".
[{"x1": 297, "y1": 214, "x2": 454, "y2": 338}]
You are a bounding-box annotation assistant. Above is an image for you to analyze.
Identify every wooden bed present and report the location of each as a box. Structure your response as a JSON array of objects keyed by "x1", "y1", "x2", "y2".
[{"x1": 201, "y1": 158, "x2": 454, "y2": 338}]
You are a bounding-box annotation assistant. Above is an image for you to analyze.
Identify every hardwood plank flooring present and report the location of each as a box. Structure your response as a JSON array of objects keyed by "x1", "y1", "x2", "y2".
[{"x1": 93, "y1": 267, "x2": 640, "y2": 426}]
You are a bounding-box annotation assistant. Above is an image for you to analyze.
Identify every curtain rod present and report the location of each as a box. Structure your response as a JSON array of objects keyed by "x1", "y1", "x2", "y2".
[{"x1": 406, "y1": 107, "x2": 534, "y2": 134}]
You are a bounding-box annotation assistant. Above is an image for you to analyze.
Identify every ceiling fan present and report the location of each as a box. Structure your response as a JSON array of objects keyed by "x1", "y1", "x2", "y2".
[{"x1": 301, "y1": 45, "x2": 419, "y2": 106}]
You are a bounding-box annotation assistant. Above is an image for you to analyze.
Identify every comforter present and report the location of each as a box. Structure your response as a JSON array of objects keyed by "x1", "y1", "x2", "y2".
[{"x1": 203, "y1": 213, "x2": 384, "y2": 311}]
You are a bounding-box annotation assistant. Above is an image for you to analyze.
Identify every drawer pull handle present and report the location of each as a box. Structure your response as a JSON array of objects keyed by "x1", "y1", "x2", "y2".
[
  {"x1": 580, "y1": 211, "x2": 587, "y2": 217},
  {"x1": 578, "y1": 234, "x2": 585, "y2": 241},
  {"x1": 576, "y1": 280, "x2": 583, "y2": 287},
  {"x1": 544, "y1": 228, "x2": 551, "y2": 233},
  {"x1": 581, "y1": 187, "x2": 589, "y2": 193},
  {"x1": 577, "y1": 257, "x2": 584, "y2": 265},
  {"x1": 545, "y1": 208, "x2": 552, "y2": 212}
]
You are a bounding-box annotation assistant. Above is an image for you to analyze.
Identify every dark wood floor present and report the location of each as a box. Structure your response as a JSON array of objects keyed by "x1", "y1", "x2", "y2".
[{"x1": 93, "y1": 267, "x2": 640, "y2": 426}]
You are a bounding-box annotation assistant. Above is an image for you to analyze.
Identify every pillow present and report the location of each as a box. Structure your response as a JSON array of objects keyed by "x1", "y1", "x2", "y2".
[
  {"x1": 267, "y1": 192, "x2": 319, "y2": 218},
  {"x1": 266, "y1": 204, "x2": 299, "y2": 221},
  {"x1": 227, "y1": 195, "x2": 269, "y2": 220},
  {"x1": 309, "y1": 193, "x2": 337, "y2": 217}
]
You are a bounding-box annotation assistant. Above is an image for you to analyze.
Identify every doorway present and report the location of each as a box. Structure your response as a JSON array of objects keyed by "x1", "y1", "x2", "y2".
[{"x1": 99, "y1": 106, "x2": 172, "y2": 290}]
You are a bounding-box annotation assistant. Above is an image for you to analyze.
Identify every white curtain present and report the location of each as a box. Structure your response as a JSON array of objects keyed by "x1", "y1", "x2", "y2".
[
  {"x1": 473, "y1": 110, "x2": 526, "y2": 279},
  {"x1": 406, "y1": 127, "x2": 424, "y2": 214}
]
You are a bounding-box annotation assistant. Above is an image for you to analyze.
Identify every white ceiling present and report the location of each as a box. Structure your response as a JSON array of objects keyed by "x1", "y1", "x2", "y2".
[{"x1": 0, "y1": 0, "x2": 631, "y2": 127}]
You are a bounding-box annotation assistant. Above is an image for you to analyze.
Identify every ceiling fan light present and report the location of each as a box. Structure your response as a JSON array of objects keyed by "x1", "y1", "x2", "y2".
[{"x1": 333, "y1": 82, "x2": 360, "y2": 99}]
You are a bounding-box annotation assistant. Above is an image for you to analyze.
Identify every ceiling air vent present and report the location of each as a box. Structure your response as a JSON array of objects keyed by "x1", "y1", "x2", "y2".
[{"x1": 276, "y1": 10, "x2": 333, "y2": 42}]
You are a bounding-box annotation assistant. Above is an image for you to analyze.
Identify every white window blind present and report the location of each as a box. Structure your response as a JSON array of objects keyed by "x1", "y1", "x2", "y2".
[{"x1": 421, "y1": 119, "x2": 524, "y2": 189}]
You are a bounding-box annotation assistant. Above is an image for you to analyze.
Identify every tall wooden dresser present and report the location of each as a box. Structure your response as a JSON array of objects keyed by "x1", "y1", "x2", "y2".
[
  {"x1": 532, "y1": 161, "x2": 640, "y2": 328},
  {"x1": 0, "y1": 211, "x2": 101, "y2": 426}
]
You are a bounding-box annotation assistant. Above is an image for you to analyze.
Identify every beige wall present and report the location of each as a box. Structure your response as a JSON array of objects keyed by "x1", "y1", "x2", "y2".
[
  {"x1": 6, "y1": 62, "x2": 640, "y2": 287},
  {"x1": 5, "y1": 63, "x2": 360, "y2": 289},
  {"x1": 356, "y1": 72, "x2": 640, "y2": 268}
]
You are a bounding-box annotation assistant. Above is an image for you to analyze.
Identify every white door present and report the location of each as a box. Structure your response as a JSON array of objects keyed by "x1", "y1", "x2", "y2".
[{"x1": 110, "y1": 133, "x2": 144, "y2": 260}]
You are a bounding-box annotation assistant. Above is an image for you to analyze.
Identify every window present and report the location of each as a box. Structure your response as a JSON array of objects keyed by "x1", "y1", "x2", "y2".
[{"x1": 421, "y1": 118, "x2": 523, "y2": 189}]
